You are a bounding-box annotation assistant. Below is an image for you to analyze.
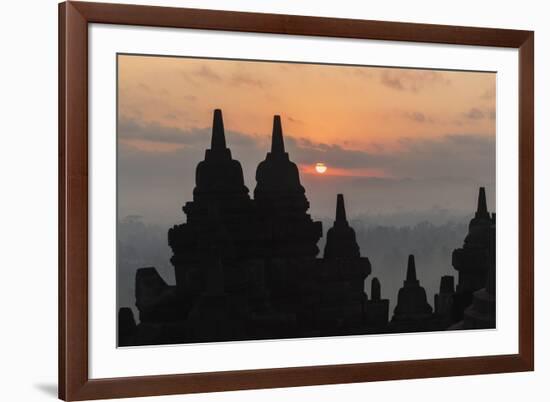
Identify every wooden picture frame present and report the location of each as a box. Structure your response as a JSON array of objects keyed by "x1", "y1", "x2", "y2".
[{"x1": 59, "y1": 1, "x2": 534, "y2": 400}]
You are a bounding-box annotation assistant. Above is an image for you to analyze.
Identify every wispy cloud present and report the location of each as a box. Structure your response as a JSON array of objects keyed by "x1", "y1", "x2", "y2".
[
  {"x1": 381, "y1": 71, "x2": 405, "y2": 90},
  {"x1": 118, "y1": 117, "x2": 260, "y2": 153},
  {"x1": 230, "y1": 72, "x2": 266, "y2": 88},
  {"x1": 402, "y1": 111, "x2": 436, "y2": 124},
  {"x1": 138, "y1": 82, "x2": 152, "y2": 92},
  {"x1": 463, "y1": 107, "x2": 485, "y2": 120},
  {"x1": 287, "y1": 116, "x2": 304, "y2": 125},
  {"x1": 194, "y1": 65, "x2": 222, "y2": 82},
  {"x1": 380, "y1": 69, "x2": 450, "y2": 92},
  {"x1": 461, "y1": 107, "x2": 495, "y2": 122}
]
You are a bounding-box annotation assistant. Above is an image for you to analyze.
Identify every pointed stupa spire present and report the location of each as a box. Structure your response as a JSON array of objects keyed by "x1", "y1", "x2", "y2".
[
  {"x1": 271, "y1": 115, "x2": 285, "y2": 154},
  {"x1": 406, "y1": 255, "x2": 418, "y2": 283},
  {"x1": 335, "y1": 194, "x2": 347, "y2": 224},
  {"x1": 323, "y1": 193, "x2": 360, "y2": 258},
  {"x1": 371, "y1": 278, "x2": 381, "y2": 301},
  {"x1": 393, "y1": 254, "x2": 432, "y2": 322},
  {"x1": 475, "y1": 187, "x2": 489, "y2": 218},
  {"x1": 211, "y1": 109, "x2": 227, "y2": 150}
]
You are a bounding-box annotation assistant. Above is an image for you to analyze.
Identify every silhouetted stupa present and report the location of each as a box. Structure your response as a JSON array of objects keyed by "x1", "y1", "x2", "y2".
[
  {"x1": 324, "y1": 194, "x2": 360, "y2": 258},
  {"x1": 392, "y1": 255, "x2": 433, "y2": 325},
  {"x1": 313, "y1": 194, "x2": 371, "y2": 334},
  {"x1": 193, "y1": 109, "x2": 250, "y2": 202},
  {"x1": 168, "y1": 109, "x2": 258, "y2": 309},
  {"x1": 453, "y1": 187, "x2": 493, "y2": 291},
  {"x1": 462, "y1": 217, "x2": 496, "y2": 329},
  {"x1": 451, "y1": 187, "x2": 495, "y2": 321},
  {"x1": 434, "y1": 275, "x2": 455, "y2": 327},
  {"x1": 254, "y1": 115, "x2": 322, "y2": 258},
  {"x1": 365, "y1": 277, "x2": 389, "y2": 329}
]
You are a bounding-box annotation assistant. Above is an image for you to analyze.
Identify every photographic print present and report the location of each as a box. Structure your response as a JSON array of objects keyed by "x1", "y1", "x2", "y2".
[{"x1": 116, "y1": 55, "x2": 496, "y2": 347}]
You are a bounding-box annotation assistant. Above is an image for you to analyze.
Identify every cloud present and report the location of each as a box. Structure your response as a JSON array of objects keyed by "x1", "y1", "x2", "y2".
[
  {"x1": 285, "y1": 132, "x2": 495, "y2": 183},
  {"x1": 381, "y1": 71, "x2": 404, "y2": 90},
  {"x1": 459, "y1": 106, "x2": 496, "y2": 122},
  {"x1": 118, "y1": 118, "x2": 259, "y2": 152},
  {"x1": 194, "y1": 65, "x2": 222, "y2": 82},
  {"x1": 454, "y1": 106, "x2": 495, "y2": 125},
  {"x1": 138, "y1": 82, "x2": 151, "y2": 92},
  {"x1": 284, "y1": 136, "x2": 379, "y2": 170},
  {"x1": 179, "y1": 65, "x2": 223, "y2": 87},
  {"x1": 119, "y1": 118, "x2": 207, "y2": 147},
  {"x1": 389, "y1": 134, "x2": 495, "y2": 182},
  {"x1": 464, "y1": 107, "x2": 485, "y2": 120},
  {"x1": 380, "y1": 69, "x2": 450, "y2": 92},
  {"x1": 181, "y1": 66, "x2": 267, "y2": 90},
  {"x1": 287, "y1": 116, "x2": 304, "y2": 125},
  {"x1": 402, "y1": 111, "x2": 436, "y2": 124},
  {"x1": 230, "y1": 72, "x2": 266, "y2": 88}
]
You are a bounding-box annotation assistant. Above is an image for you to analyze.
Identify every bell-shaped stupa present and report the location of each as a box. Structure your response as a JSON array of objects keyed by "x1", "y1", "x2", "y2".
[
  {"x1": 452, "y1": 187, "x2": 494, "y2": 293},
  {"x1": 254, "y1": 115, "x2": 322, "y2": 257},
  {"x1": 168, "y1": 109, "x2": 258, "y2": 302},
  {"x1": 192, "y1": 109, "x2": 250, "y2": 203},
  {"x1": 451, "y1": 187, "x2": 495, "y2": 321},
  {"x1": 324, "y1": 194, "x2": 360, "y2": 259},
  {"x1": 392, "y1": 255, "x2": 433, "y2": 323},
  {"x1": 365, "y1": 277, "x2": 389, "y2": 329}
]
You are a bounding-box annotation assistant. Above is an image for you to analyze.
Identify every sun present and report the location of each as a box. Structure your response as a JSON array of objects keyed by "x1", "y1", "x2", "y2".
[{"x1": 315, "y1": 163, "x2": 327, "y2": 174}]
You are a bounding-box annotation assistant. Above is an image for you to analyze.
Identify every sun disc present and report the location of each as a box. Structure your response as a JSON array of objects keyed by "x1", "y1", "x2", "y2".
[{"x1": 315, "y1": 163, "x2": 327, "y2": 174}]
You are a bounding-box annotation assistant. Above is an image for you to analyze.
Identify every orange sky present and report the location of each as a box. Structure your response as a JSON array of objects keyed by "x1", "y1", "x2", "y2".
[{"x1": 118, "y1": 55, "x2": 496, "y2": 158}]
